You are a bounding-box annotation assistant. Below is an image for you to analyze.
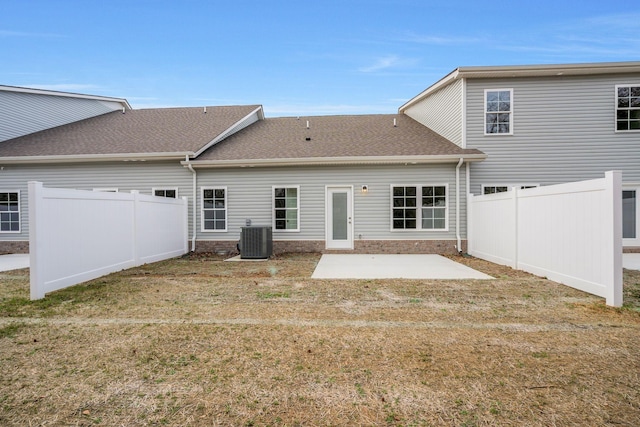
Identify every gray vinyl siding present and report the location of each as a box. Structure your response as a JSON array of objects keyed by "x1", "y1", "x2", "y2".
[
  {"x1": 0, "y1": 161, "x2": 193, "y2": 242},
  {"x1": 195, "y1": 163, "x2": 467, "y2": 242},
  {"x1": 403, "y1": 79, "x2": 463, "y2": 146},
  {"x1": 0, "y1": 161, "x2": 470, "y2": 246},
  {"x1": 465, "y1": 74, "x2": 640, "y2": 194},
  {"x1": 0, "y1": 91, "x2": 122, "y2": 142}
]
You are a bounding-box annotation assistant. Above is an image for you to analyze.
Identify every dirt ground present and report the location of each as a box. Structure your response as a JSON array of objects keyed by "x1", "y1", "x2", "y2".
[{"x1": 0, "y1": 253, "x2": 639, "y2": 426}]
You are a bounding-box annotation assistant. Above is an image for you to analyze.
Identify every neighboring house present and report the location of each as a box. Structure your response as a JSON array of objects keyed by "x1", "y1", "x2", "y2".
[
  {"x1": 0, "y1": 85, "x2": 485, "y2": 254},
  {"x1": 399, "y1": 61, "x2": 640, "y2": 251},
  {"x1": 0, "y1": 85, "x2": 131, "y2": 142}
]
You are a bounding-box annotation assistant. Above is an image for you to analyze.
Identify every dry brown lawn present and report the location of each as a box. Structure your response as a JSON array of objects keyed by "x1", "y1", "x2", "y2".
[{"x1": 0, "y1": 253, "x2": 639, "y2": 426}]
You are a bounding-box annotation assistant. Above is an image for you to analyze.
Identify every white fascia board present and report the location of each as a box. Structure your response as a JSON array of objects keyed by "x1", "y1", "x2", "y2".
[
  {"x1": 398, "y1": 69, "x2": 460, "y2": 113},
  {"x1": 0, "y1": 85, "x2": 132, "y2": 110},
  {"x1": 457, "y1": 61, "x2": 640, "y2": 77},
  {"x1": 192, "y1": 106, "x2": 264, "y2": 158},
  {"x1": 0, "y1": 152, "x2": 194, "y2": 164},
  {"x1": 184, "y1": 154, "x2": 487, "y2": 169}
]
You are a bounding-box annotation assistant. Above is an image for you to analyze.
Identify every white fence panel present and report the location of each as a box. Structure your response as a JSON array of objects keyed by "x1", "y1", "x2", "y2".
[
  {"x1": 29, "y1": 182, "x2": 188, "y2": 299},
  {"x1": 467, "y1": 191, "x2": 517, "y2": 268},
  {"x1": 468, "y1": 171, "x2": 622, "y2": 307},
  {"x1": 134, "y1": 191, "x2": 189, "y2": 264}
]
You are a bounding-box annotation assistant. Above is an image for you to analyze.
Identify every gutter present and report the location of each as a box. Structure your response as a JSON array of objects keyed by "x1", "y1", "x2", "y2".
[
  {"x1": 184, "y1": 155, "x2": 197, "y2": 252},
  {"x1": 455, "y1": 157, "x2": 464, "y2": 254},
  {"x1": 183, "y1": 153, "x2": 487, "y2": 169},
  {"x1": 0, "y1": 152, "x2": 195, "y2": 165}
]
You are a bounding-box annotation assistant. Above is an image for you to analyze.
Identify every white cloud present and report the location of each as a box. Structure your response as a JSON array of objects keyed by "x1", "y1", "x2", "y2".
[
  {"x1": 26, "y1": 83, "x2": 103, "y2": 93},
  {"x1": 263, "y1": 103, "x2": 395, "y2": 117},
  {"x1": 401, "y1": 33, "x2": 485, "y2": 45},
  {"x1": 0, "y1": 29, "x2": 64, "y2": 38},
  {"x1": 358, "y1": 55, "x2": 419, "y2": 73}
]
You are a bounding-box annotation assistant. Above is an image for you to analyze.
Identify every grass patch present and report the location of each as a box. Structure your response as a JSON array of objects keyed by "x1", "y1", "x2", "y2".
[
  {"x1": 0, "y1": 253, "x2": 638, "y2": 426},
  {"x1": 0, "y1": 322, "x2": 27, "y2": 338},
  {"x1": 256, "y1": 291, "x2": 290, "y2": 299}
]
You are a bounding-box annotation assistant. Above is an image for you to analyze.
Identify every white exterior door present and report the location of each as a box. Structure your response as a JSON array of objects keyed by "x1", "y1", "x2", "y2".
[
  {"x1": 326, "y1": 186, "x2": 353, "y2": 249},
  {"x1": 623, "y1": 186, "x2": 640, "y2": 247}
]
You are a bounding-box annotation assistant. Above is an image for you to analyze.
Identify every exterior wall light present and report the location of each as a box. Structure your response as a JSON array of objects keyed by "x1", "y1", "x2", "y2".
[{"x1": 361, "y1": 185, "x2": 368, "y2": 194}]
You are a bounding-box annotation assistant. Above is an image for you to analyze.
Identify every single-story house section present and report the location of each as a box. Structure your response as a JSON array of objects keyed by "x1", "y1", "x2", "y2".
[
  {"x1": 0, "y1": 84, "x2": 485, "y2": 254},
  {"x1": 0, "y1": 87, "x2": 263, "y2": 253},
  {"x1": 185, "y1": 114, "x2": 485, "y2": 253}
]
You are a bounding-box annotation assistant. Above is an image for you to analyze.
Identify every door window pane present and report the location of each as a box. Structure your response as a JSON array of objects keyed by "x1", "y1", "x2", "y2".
[
  {"x1": 332, "y1": 192, "x2": 348, "y2": 240},
  {"x1": 623, "y1": 190, "x2": 636, "y2": 239}
]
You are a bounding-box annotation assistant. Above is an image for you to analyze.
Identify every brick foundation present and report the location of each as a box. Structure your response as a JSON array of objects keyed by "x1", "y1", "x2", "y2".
[
  {"x1": 194, "y1": 239, "x2": 465, "y2": 255},
  {"x1": 350, "y1": 240, "x2": 465, "y2": 254},
  {"x1": 0, "y1": 241, "x2": 29, "y2": 254}
]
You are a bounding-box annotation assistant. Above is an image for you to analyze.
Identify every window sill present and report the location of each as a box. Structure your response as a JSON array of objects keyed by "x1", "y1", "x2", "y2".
[{"x1": 390, "y1": 229, "x2": 449, "y2": 233}]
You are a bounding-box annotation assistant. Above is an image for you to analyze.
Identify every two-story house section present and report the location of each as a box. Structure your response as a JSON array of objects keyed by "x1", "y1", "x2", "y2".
[
  {"x1": 400, "y1": 61, "x2": 640, "y2": 250},
  {"x1": 0, "y1": 85, "x2": 131, "y2": 142}
]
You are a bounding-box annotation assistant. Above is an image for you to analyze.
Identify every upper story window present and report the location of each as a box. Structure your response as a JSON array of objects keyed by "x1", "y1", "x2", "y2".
[
  {"x1": 273, "y1": 186, "x2": 299, "y2": 231},
  {"x1": 616, "y1": 85, "x2": 640, "y2": 132},
  {"x1": 0, "y1": 191, "x2": 20, "y2": 233},
  {"x1": 482, "y1": 184, "x2": 538, "y2": 195},
  {"x1": 202, "y1": 187, "x2": 227, "y2": 232},
  {"x1": 484, "y1": 89, "x2": 513, "y2": 135},
  {"x1": 153, "y1": 188, "x2": 178, "y2": 198},
  {"x1": 392, "y1": 185, "x2": 448, "y2": 231}
]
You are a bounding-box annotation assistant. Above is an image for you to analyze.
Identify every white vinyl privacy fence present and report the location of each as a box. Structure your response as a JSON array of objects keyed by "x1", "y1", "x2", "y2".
[
  {"x1": 468, "y1": 171, "x2": 622, "y2": 307},
  {"x1": 29, "y1": 181, "x2": 188, "y2": 299}
]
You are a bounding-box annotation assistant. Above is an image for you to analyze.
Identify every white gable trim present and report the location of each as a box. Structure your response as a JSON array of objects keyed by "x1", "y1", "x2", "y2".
[
  {"x1": 192, "y1": 106, "x2": 264, "y2": 158},
  {"x1": 0, "y1": 85, "x2": 131, "y2": 110}
]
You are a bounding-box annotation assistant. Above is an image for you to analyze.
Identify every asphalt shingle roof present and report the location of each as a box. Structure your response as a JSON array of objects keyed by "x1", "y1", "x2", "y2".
[
  {"x1": 0, "y1": 105, "x2": 260, "y2": 157},
  {"x1": 195, "y1": 114, "x2": 483, "y2": 161}
]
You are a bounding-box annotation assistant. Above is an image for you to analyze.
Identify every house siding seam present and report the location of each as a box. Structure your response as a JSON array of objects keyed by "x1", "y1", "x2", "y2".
[
  {"x1": 464, "y1": 74, "x2": 640, "y2": 194},
  {"x1": 0, "y1": 91, "x2": 122, "y2": 142},
  {"x1": 403, "y1": 78, "x2": 463, "y2": 147}
]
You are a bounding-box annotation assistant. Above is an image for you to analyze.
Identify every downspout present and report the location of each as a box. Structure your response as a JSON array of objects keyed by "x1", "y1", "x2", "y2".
[
  {"x1": 185, "y1": 155, "x2": 197, "y2": 252},
  {"x1": 455, "y1": 157, "x2": 464, "y2": 254}
]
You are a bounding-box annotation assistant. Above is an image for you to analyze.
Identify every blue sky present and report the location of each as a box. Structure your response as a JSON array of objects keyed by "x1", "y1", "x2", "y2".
[{"x1": 1, "y1": 0, "x2": 639, "y2": 116}]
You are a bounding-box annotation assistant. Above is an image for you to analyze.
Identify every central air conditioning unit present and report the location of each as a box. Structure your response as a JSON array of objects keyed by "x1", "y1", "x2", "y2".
[{"x1": 239, "y1": 226, "x2": 273, "y2": 259}]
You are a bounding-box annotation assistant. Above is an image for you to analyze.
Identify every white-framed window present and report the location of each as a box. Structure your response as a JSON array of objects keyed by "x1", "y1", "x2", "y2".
[
  {"x1": 615, "y1": 85, "x2": 640, "y2": 132},
  {"x1": 202, "y1": 187, "x2": 227, "y2": 232},
  {"x1": 391, "y1": 184, "x2": 448, "y2": 231},
  {"x1": 93, "y1": 188, "x2": 118, "y2": 192},
  {"x1": 152, "y1": 187, "x2": 178, "y2": 198},
  {"x1": 623, "y1": 186, "x2": 640, "y2": 246},
  {"x1": 484, "y1": 89, "x2": 513, "y2": 135},
  {"x1": 482, "y1": 184, "x2": 539, "y2": 195},
  {"x1": 0, "y1": 191, "x2": 20, "y2": 233},
  {"x1": 273, "y1": 186, "x2": 300, "y2": 231}
]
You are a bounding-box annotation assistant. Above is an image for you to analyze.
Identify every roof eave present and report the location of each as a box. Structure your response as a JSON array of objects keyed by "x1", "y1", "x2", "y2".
[
  {"x1": 184, "y1": 154, "x2": 487, "y2": 169},
  {"x1": 0, "y1": 152, "x2": 195, "y2": 164}
]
